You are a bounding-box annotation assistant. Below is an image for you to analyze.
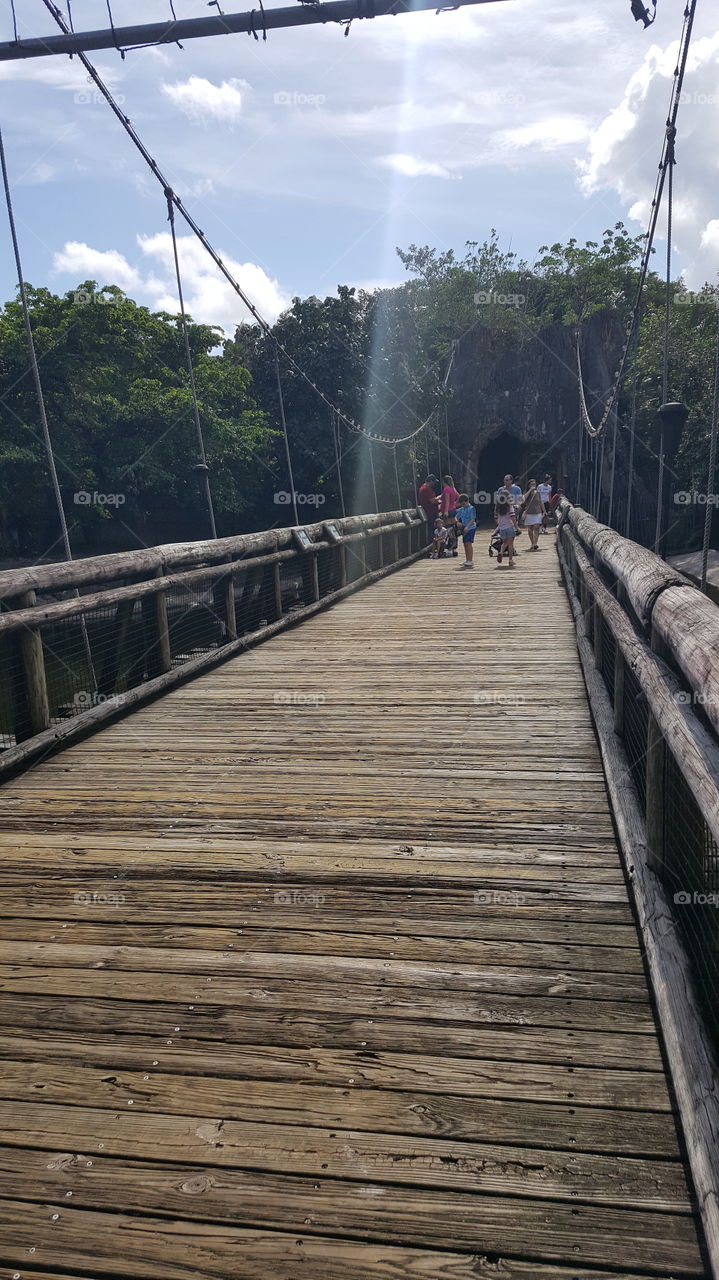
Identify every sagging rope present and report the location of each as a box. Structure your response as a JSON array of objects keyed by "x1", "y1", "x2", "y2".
[{"x1": 577, "y1": 0, "x2": 697, "y2": 441}]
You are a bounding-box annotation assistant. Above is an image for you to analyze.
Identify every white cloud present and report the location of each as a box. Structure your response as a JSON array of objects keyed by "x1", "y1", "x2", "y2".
[
  {"x1": 52, "y1": 234, "x2": 289, "y2": 332},
  {"x1": 0, "y1": 59, "x2": 122, "y2": 92},
  {"x1": 161, "y1": 76, "x2": 248, "y2": 126},
  {"x1": 503, "y1": 116, "x2": 590, "y2": 151},
  {"x1": 53, "y1": 242, "x2": 144, "y2": 293},
  {"x1": 581, "y1": 32, "x2": 719, "y2": 288},
  {"x1": 377, "y1": 153, "x2": 454, "y2": 179}
]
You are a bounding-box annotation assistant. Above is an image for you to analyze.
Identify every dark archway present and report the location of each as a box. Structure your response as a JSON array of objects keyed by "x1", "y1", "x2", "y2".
[{"x1": 475, "y1": 430, "x2": 565, "y2": 498}]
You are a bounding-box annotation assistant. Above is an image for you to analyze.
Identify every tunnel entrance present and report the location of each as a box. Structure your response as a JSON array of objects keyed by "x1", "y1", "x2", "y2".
[{"x1": 475, "y1": 431, "x2": 564, "y2": 499}]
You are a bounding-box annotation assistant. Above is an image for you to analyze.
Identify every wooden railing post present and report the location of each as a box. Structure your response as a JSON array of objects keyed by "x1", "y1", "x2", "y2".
[
  {"x1": 7, "y1": 590, "x2": 50, "y2": 741},
  {"x1": 338, "y1": 544, "x2": 348, "y2": 588}
]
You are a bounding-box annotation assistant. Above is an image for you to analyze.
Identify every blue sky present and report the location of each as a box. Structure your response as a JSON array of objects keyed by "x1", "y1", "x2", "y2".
[{"x1": 1, "y1": 0, "x2": 718, "y2": 331}]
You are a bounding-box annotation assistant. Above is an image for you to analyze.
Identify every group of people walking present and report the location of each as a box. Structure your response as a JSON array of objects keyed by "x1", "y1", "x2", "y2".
[{"x1": 418, "y1": 472, "x2": 562, "y2": 570}]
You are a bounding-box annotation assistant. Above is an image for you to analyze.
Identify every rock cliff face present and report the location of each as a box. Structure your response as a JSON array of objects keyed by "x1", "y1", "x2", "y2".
[{"x1": 447, "y1": 309, "x2": 626, "y2": 497}]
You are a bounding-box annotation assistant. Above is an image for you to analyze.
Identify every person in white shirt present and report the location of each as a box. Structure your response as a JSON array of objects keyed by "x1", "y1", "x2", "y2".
[{"x1": 537, "y1": 476, "x2": 552, "y2": 532}]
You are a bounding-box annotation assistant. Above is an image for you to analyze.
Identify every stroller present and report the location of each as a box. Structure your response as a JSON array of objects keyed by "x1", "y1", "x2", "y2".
[
  {"x1": 489, "y1": 525, "x2": 522, "y2": 557},
  {"x1": 443, "y1": 518, "x2": 459, "y2": 557}
]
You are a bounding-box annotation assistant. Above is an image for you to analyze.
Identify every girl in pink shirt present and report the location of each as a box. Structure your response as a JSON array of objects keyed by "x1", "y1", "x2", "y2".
[{"x1": 439, "y1": 474, "x2": 459, "y2": 517}]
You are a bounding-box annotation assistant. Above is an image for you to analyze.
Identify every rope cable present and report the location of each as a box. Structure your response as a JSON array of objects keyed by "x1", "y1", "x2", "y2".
[
  {"x1": 165, "y1": 190, "x2": 217, "y2": 539},
  {"x1": 701, "y1": 316, "x2": 719, "y2": 593},
  {"x1": 0, "y1": 123, "x2": 72, "y2": 563},
  {"x1": 331, "y1": 409, "x2": 346, "y2": 517},
  {"x1": 625, "y1": 328, "x2": 639, "y2": 539},
  {"x1": 576, "y1": 0, "x2": 697, "y2": 440},
  {"x1": 0, "y1": 120, "x2": 96, "y2": 686},
  {"x1": 274, "y1": 348, "x2": 299, "y2": 525},
  {"x1": 368, "y1": 438, "x2": 378, "y2": 511},
  {"x1": 393, "y1": 444, "x2": 402, "y2": 510},
  {"x1": 654, "y1": 139, "x2": 675, "y2": 553}
]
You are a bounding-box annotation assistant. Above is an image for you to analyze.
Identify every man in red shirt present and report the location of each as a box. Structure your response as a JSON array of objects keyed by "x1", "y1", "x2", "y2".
[{"x1": 418, "y1": 475, "x2": 439, "y2": 529}]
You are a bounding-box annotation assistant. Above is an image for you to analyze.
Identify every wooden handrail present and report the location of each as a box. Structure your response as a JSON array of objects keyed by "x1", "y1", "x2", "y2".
[
  {"x1": 0, "y1": 508, "x2": 427, "y2": 772},
  {"x1": 559, "y1": 498, "x2": 719, "y2": 738},
  {"x1": 0, "y1": 509, "x2": 417, "y2": 601}
]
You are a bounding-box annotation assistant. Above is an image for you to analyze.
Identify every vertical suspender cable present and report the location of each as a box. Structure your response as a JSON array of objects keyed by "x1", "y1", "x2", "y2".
[
  {"x1": 607, "y1": 405, "x2": 619, "y2": 530},
  {"x1": 0, "y1": 122, "x2": 96, "y2": 686},
  {"x1": 368, "y1": 438, "x2": 378, "y2": 512},
  {"x1": 576, "y1": 367, "x2": 584, "y2": 506},
  {"x1": 274, "y1": 350, "x2": 298, "y2": 526},
  {"x1": 166, "y1": 191, "x2": 217, "y2": 540},
  {"x1": 596, "y1": 434, "x2": 605, "y2": 522},
  {"x1": 654, "y1": 140, "x2": 675, "y2": 554},
  {"x1": 410, "y1": 444, "x2": 418, "y2": 507},
  {"x1": 393, "y1": 445, "x2": 402, "y2": 510},
  {"x1": 625, "y1": 328, "x2": 640, "y2": 540},
  {"x1": 331, "y1": 410, "x2": 346, "y2": 518},
  {"x1": 0, "y1": 124, "x2": 73, "y2": 568},
  {"x1": 701, "y1": 317, "x2": 719, "y2": 594}
]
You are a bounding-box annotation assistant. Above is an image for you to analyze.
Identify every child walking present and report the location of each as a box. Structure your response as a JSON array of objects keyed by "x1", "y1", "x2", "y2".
[
  {"x1": 495, "y1": 498, "x2": 518, "y2": 568},
  {"x1": 455, "y1": 494, "x2": 477, "y2": 568}
]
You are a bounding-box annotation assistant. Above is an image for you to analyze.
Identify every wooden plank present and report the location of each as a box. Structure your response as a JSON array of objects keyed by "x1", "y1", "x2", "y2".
[
  {"x1": 0, "y1": 1101, "x2": 692, "y2": 1212},
  {"x1": 0, "y1": 965, "x2": 654, "y2": 1029},
  {"x1": 0, "y1": 996, "x2": 666, "y2": 1069},
  {"x1": 0, "y1": 1034, "x2": 673, "y2": 1109},
  {"x1": 0, "y1": 1199, "x2": 701, "y2": 1278},
  {"x1": 0, "y1": 941, "x2": 650, "y2": 1000},
  {"x1": 0, "y1": 919, "x2": 645, "y2": 972},
  {"x1": 0, "y1": 1060, "x2": 679, "y2": 1155}
]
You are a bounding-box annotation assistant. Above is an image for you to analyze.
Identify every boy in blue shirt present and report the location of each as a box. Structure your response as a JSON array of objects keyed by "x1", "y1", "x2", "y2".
[{"x1": 455, "y1": 493, "x2": 477, "y2": 568}]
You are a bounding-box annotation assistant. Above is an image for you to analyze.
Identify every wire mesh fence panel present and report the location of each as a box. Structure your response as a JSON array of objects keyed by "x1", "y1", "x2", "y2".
[
  {"x1": 622, "y1": 664, "x2": 649, "y2": 810},
  {"x1": 584, "y1": 591, "x2": 595, "y2": 645},
  {"x1": 600, "y1": 615, "x2": 616, "y2": 703},
  {"x1": 663, "y1": 747, "x2": 719, "y2": 1047},
  {"x1": 42, "y1": 608, "x2": 122, "y2": 723},
  {"x1": 235, "y1": 565, "x2": 277, "y2": 634},
  {"x1": 166, "y1": 578, "x2": 225, "y2": 668},
  {"x1": 0, "y1": 632, "x2": 32, "y2": 748},
  {"x1": 317, "y1": 546, "x2": 342, "y2": 599},
  {"x1": 365, "y1": 535, "x2": 382, "y2": 574},
  {"x1": 345, "y1": 540, "x2": 367, "y2": 585}
]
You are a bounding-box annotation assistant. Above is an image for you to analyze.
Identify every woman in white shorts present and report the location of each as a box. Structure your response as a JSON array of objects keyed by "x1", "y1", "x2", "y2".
[{"x1": 521, "y1": 479, "x2": 546, "y2": 550}]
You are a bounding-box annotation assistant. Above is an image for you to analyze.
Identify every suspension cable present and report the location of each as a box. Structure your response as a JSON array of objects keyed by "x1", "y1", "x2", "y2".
[
  {"x1": 0, "y1": 121, "x2": 96, "y2": 685},
  {"x1": 654, "y1": 142, "x2": 675, "y2": 553},
  {"x1": 274, "y1": 349, "x2": 298, "y2": 525},
  {"x1": 0, "y1": 122, "x2": 74, "y2": 566},
  {"x1": 701, "y1": 316, "x2": 719, "y2": 594},
  {"x1": 393, "y1": 445, "x2": 402, "y2": 510},
  {"x1": 368, "y1": 438, "x2": 378, "y2": 511},
  {"x1": 166, "y1": 190, "x2": 217, "y2": 539},
  {"x1": 39, "y1": 0, "x2": 434, "y2": 447},
  {"x1": 577, "y1": 0, "x2": 697, "y2": 440}
]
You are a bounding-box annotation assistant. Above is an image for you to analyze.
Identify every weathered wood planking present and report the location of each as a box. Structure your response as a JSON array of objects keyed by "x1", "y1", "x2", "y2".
[{"x1": 0, "y1": 537, "x2": 706, "y2": 1278}]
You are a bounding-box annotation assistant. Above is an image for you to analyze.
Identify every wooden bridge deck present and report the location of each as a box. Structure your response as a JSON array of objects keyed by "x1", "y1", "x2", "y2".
[{"x1": 0, "y1": 532, "x2": 706, "y2": 1279}]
